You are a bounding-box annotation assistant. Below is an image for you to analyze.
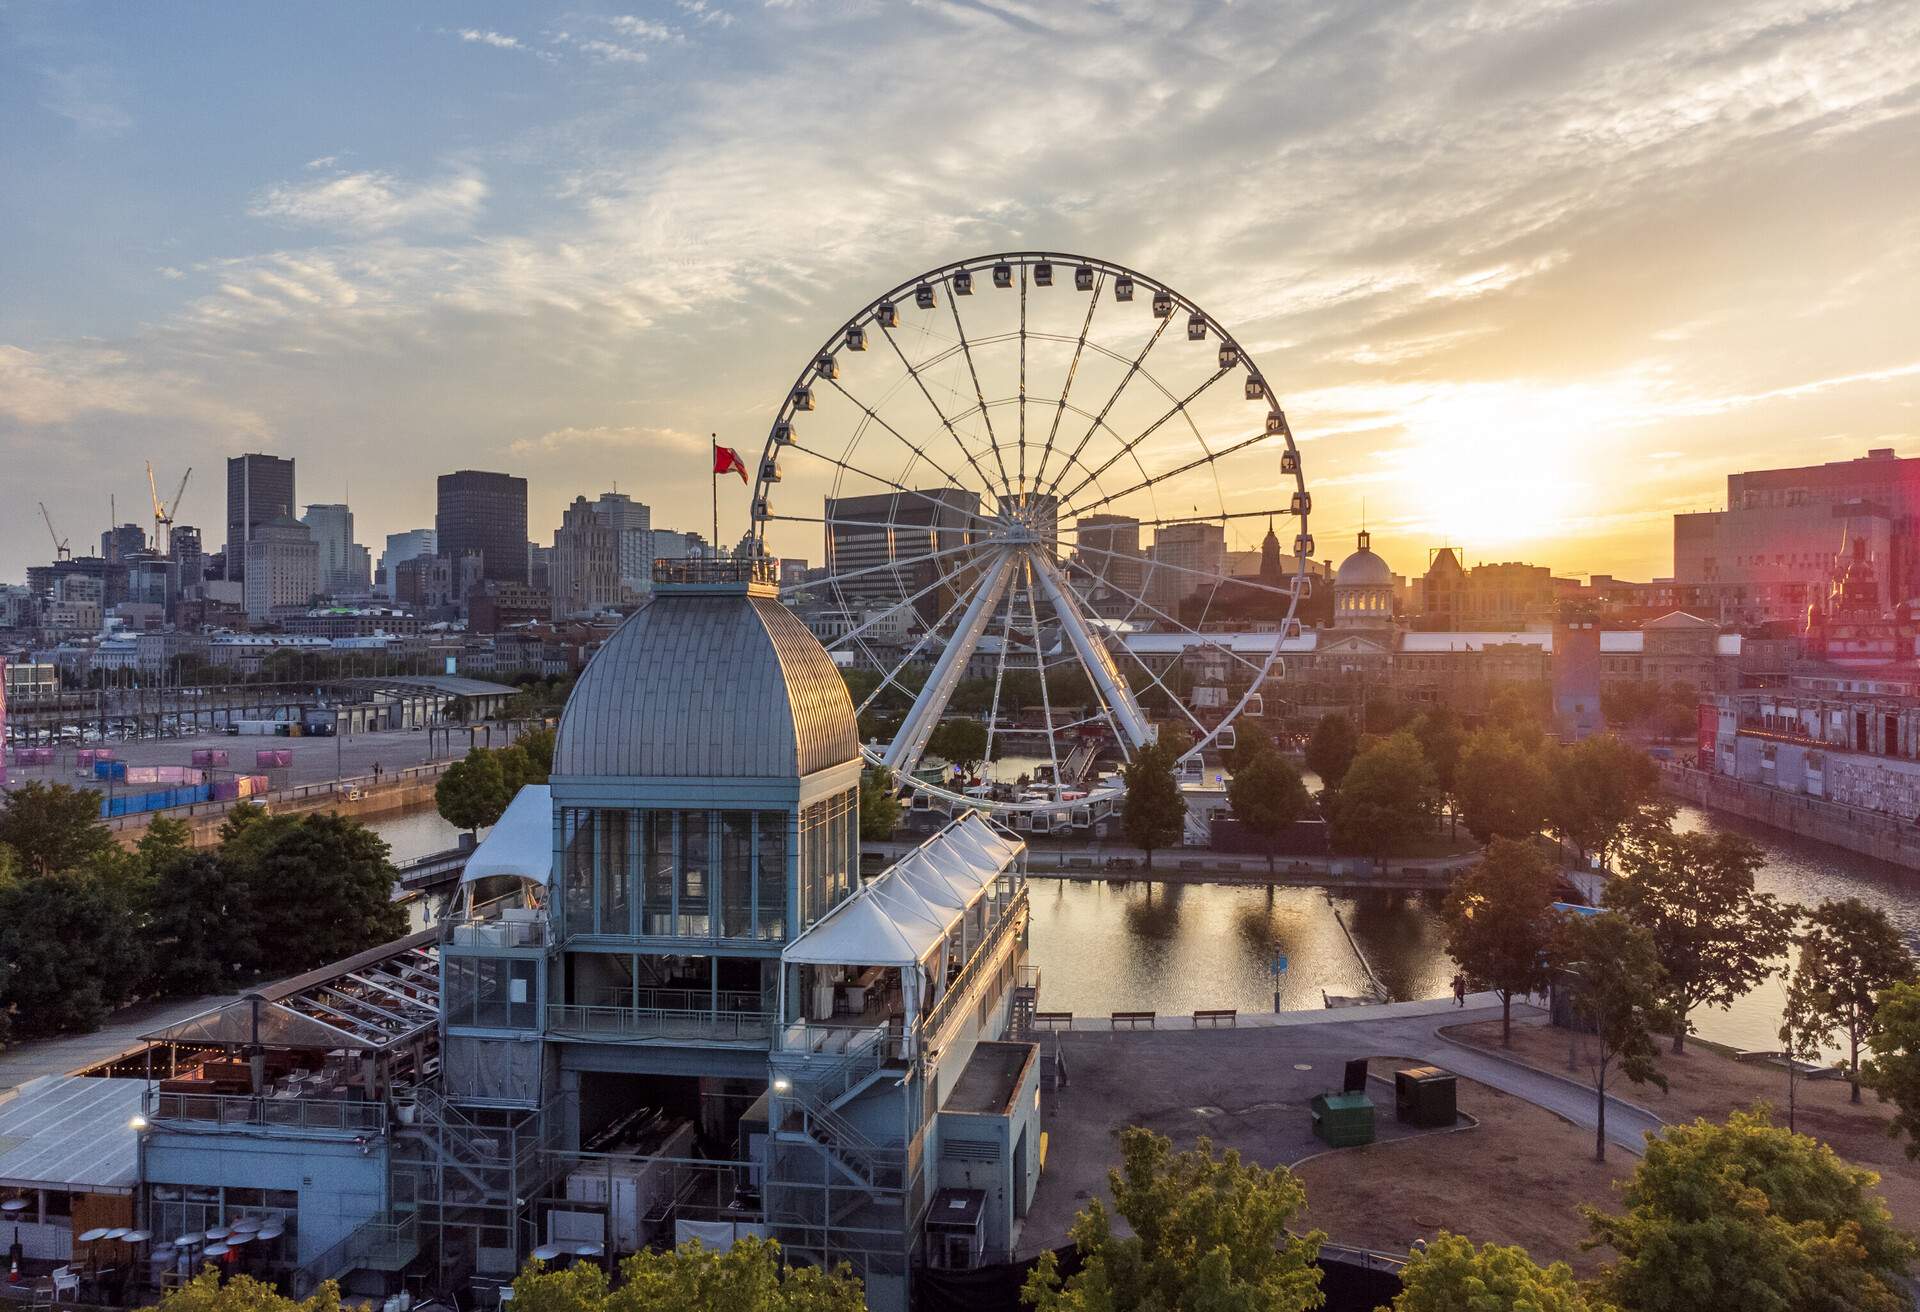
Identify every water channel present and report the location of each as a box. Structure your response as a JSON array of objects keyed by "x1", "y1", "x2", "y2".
[{"x1": 365, "y1": 797, "x2": 1920, "y2": 1055}]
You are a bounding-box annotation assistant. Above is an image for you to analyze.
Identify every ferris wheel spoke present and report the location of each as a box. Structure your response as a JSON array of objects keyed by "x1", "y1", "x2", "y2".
[
  {"x1": 1054, "y1": 557, "x2": 1275, "y2": 680},
  {"x1": 1031, "y1": 271, "x2": 1102, "y2": 494},
  {"x1": 1109, "y1": 636, "x2": 1213, "y2": 744},
  {"x1": 814, "y1": 568, "x2": 962, "y2": 652},
  {"x1": 778, "y1": 444, "x2": 1005, "y2": 535},
  {"x1": 1028, "y1": 551, "x2": 1153, "y2": 749},
  {"x1": 945, "y1": 285, "x2": 1015, "y2": 498},
  {"x1": 1062, "y1": 508, "x2": 1299, "y2": 535},
  {"x1": 853, "y1": 577, "x2": 989, "y2": 717},
  {"x1": 820, "y1": 376, "x2": 974, "y2": 495},
  {"x1": 885, "y1": 548, "x2": 1018, "y2": 779},
  {"x1": 1041, "y1": 309, "x2": 1177, "y2": 503},
  {"x1": 983, "y1": 574, "x2": 1022, "y2": 767},
  {"x1": 1063, "y1": 428, "x2": 1283, "y2": 522},
  {"x1": 1068, "y1": 534, "x2": 1306, "y2": 608},
  {"x1": 1022, "y1": 557, "x2": 1066, "y2": 796},
  {"x1": 876, "y1": 320, "x2": 1007, "y2": 500},
  {"x1": 797, "y1": 533, "x2": 994, "y2": 601},
  {"x1": 1054, "y1": 365, "x2": 1232, "y2": 508},
  {"x1": 1016, "y1": 267, "x2": 1029, "y2": 494}
]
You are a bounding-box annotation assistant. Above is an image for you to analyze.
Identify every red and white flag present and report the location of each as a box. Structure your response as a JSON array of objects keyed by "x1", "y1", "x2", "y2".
[{"x1": 713, "y1": 443, "x2": 749, "y2": 484}]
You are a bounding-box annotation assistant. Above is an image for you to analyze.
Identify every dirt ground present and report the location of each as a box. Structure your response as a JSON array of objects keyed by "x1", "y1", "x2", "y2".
[
  {"x1": 1445, "y1": 1019, "x2": 1920, "y2": 1232},
  {"x1": 1292, "y1": 1072, "x2": 1632, "y2": 1274}
]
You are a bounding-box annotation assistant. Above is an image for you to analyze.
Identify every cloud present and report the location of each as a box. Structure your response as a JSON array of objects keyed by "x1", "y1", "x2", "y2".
[
  {"x1": 458, "y1": 28, "x2": 526, "y2": 50},
  {"x1": 511, "y1": 425, "x2": 704, "y2": 456},
  {"x1": 606, "y1": 15, "x2": 678, "y2": 42},
  {"x1": 575, "y1": 38, "x2": 650, "y2": 65},
  {"x1": 675, "y1": 1, "x2": 733, "y2": 28},
  {"x1": 40, "y1": 65, "x2": 133, "y2": 135},
  {"x1": 0, "y1": 343, "x2": 264, "y2": 433},
  {"x1": 249, "y1": 168, "x2": 488, "y2": 234}
]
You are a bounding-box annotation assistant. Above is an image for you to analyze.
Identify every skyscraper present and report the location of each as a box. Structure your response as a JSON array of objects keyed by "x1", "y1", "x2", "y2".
[
  {"x1": 169, "y1": 525, "x2": 204, "y2": 599},
  {"x1": 242, "y1": 515, "x2": 319, "y2": 620},
  {"x1": 592, "y1": 492, "x2": 653, "y2": 598},
  {"x1": 436, "y1": 470, "x2": 528, "y2": 587},
  {"x1": 301, "y1": 503, "x2": 368, "y2": 595},
  {"x1": 550, "y1": 496, "x2": 620, "y2": 618},
  {"x1": 824, "y1": 487, "x2": 979, "y2": 622},
  {"x1": 379, "y1": 529, "x2": 438, "y2": 599},
  {"x1": 226, "y1": 453, "x2": 296, "y2": 582},
  {"x1": 101, "y1": 523, "x2": 147, "y2": 564}
]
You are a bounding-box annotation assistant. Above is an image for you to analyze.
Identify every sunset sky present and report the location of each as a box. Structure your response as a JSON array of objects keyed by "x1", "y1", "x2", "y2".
[{"x1": 3, "y1": 0, "x2": 1918, "y2": 584}]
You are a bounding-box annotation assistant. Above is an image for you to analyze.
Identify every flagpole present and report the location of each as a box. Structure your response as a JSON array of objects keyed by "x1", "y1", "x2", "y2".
[{"x1": 711, "y1": 432, "x2": 719, "y2": 559}]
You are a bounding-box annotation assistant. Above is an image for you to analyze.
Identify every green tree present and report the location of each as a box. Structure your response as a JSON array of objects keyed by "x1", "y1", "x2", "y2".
[
  {"x1": 1585, "y1": 1107, "x2": 1915, "y2": 1312},
  {"x1": 157, "y1": 1270, "x2": 343, "y2": 1312},
  {"x1": 1453, "y1": 729, "x2": 1550, "y2": 846},
  {"x1": 1305, "y1": 711, "x2": 1358, "y2": 791},
  {"x1": 926, "y1": 717, "x2": 990, "y2": 772},
  {"x1": 1609, "y1": 829, "x2": 1794, "y2": 1053},
  {"x1": 513, "y1": 726, "x2": 556, "y2": 778},
  {"x1": 1863, "y1": 981, "x2": 1920, "y2": 1158},
  {"x1": 0, "y1": 869, "x2": 145, "y2": 1037},
  {"x1": 858, "y1": 767, "x2": 901, "y2": 842},
  {"x1": 1486, "y1": 682, "x2": 1552, "y2": 751},
  {"x1": 136, "y1": 815, "x2": 196, "y2": 877},
  {"x1": 1223, "y1": 718, "x2": 1279, "y2": 776},
  {"x1": 1409, "y1": 708, "x2": 1466, "y2": 835},
  {"x1": 1785, "y1": 899, "x2": 1915, "y2": 1104},
  {"x1": 140, "y1": 852, "x2": 257, "y2": 997},
  {"x1": 1023, "y1": 1127, "x2": 1323, "y2": 1312},
  {"x1": 1445, "y1": 839, "x2": 1561, "y2": 1046},
  {"x1": 508, "y1": 1237, "x2": 862, "y2": 1312},
  {"x1": 1554, "y1": 910, "x2": 1670, "y2": 1163},
  {"x1": 1547, "y1": 735, "x2": 1666, "y2": 869},
  {"x1": 1120, "y1": 740, "x2": 1187, "y2": 871},
  {"x1": 437, "y1": 747, "x2": 512, "y2": 835},
  {"x1": 0, "y1": 780, "x2": 116, "y2": 875},
  {"x1": 1330, "y1": 730, "x2": 1437, "y2": 868},
  {"x1": 1389, "y1": 1231, "x2": 1598, "y2": 1312},
  {"x1": 1226, "y1": 747, "x2": 1310, "y2": 873},
  {"x1": 227, "y1": 813, "x2": 408, "y2": 972}
]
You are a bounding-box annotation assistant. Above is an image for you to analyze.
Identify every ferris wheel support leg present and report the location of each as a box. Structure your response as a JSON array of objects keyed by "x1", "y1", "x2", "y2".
[
  {"x1": 1029, "y1": 552, "x2": 1155, "y2": 752},
  {"x1": 884, "y1": 547, "x2": 1016, "y2": 780}
]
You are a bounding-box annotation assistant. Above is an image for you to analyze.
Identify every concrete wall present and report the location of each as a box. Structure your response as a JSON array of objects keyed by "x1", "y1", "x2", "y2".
[
  {"x1": 1662, "y1": 764, "x2": 1920, "y2": 872},
  {"x1": 144, "y1": 1132, "x2": 390, "y2": 1266}
]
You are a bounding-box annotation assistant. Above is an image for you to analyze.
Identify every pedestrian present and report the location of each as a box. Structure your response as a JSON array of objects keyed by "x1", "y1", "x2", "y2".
[{"x1": 1451, "y1": 972, "x2": 1467, "y2": 1008}]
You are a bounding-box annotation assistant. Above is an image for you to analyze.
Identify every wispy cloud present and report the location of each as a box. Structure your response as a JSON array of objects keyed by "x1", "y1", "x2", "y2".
[
  {"x1": 575, "y1": 38, "x2": 650, "y2": 65},
  {"x1": 458, "y1": 28, "x2": 525, "y2": 50},
  {"x1": 511, "y1": 424, "x2": 704, "y2": 456},
  {"x1": 249, "y1": 168, "x2": 488, "y2": 234},
  {"x1": 40, "y1": 65, "x2": 133, "y2": 136}
]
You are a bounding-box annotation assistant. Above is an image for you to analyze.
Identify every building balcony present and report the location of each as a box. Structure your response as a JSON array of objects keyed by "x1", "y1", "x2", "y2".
[
  {"x1": 146, "y1": 1089, "x2": 386, "y2": 1135},
  {"x1": 545, "y1": 1001, "x2": 777, "y2": 1047}
]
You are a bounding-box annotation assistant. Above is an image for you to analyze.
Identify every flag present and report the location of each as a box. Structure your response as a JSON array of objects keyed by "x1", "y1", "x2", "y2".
[{"x1": 713, "y1": 444, "x2": 749, "y2": 484}]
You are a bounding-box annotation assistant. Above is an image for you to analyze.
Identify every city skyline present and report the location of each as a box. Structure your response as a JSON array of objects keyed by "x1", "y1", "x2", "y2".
[{"x1": 4, "y1": 2, "x2": 1918, "y2": 582}]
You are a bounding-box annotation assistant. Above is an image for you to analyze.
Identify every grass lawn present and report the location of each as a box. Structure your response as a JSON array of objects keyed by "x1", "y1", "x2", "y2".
[
  {"x1": 1293, "y1": 1070, "x2": 1631, "y2": 1274},
  {"x1": 1444, "y1": 1019, "x2": 1920, "y2": 1233}
]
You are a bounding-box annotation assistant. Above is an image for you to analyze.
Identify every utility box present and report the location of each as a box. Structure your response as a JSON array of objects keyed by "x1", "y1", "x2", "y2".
[
  {"x1": 1395, "y1": 1066, "x2": 1458, "y2": 1127},
  {"x1": 1310, "y1": 1091, "x2": 1375, "y2": 1147}
]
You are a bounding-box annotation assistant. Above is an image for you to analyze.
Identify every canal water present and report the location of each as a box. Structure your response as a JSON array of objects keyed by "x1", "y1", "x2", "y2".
[{"x1": 366, "y1": 798, "x2": 1920, "y2": 1054}]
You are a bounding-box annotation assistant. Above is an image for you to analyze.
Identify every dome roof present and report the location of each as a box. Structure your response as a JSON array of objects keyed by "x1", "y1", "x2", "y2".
[
  {"x1": 1336, "y1": 545, "x2": 1393, "y2": 588},
  {"x1": 555, "y1": 591, "x2": 860, "y2": 780}
]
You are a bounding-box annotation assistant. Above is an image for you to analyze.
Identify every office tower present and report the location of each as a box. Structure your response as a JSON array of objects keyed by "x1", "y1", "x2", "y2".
[
  {"x1": 551, "y1": 496, "x2": 620, "y2": 618},
  {"x1": 592, "y1": 492, "x2": 653, "y2": 596},
  {"x1": 226, "y1": 453, "x2": 297, "y2": 582},
  {"x1": 1147, "y1": 521, "x2": 1226, "y2": 613},
  {"x1": 169, "y1": 526, "x2": 204, "y2": 597},
  {"x1": 824, "y1": 487, "x2": 980, "y2": 623},
  {"x1": 301, "y1": 503, "x2": 370, "y2": 594},
  {"x1": 379, "y1": 529, "x2": 438, "y2": 599},
  {"x1": 1074, "y1": 513, "x2": 1144, "y2": 614},
  {"x1": 242, "y1": 515, "x2": 319, "y2": 620},
  {"x1": 101, "y1": 523, "x2": 146, "y2": 564},
  {"x1": 436, "y1": 470, "x2": 529, "y2": 586}
]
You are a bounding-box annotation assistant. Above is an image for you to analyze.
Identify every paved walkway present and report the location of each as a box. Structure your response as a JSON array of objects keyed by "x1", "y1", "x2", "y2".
[{"x1": 1045, "y1": 993, "x2": 1664, "y2": 1155}]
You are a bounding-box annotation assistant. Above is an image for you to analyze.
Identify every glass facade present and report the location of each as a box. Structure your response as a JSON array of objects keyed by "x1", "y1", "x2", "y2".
[
  {"x1": 445, "y1": 956, "x2": 540, "y2": 1029},
  {"x1": 555, "y1": 799, "x2": 853, "y2": 944}
]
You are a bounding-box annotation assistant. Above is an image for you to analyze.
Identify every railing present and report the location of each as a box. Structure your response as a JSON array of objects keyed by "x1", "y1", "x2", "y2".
[
  {"x1": 920, "y1": 890, "x2": 1029, "y2": 1047},
  {"x1": 443, "y1": 892, "x2": 546, "y2": 948},
  {"x1": 149, "y1": 1090, "x2": 385, "y2": 1133},
  {"x1": 289, "y1": 1214, "x2": 419, "y2": 1298},
  {"x1": 545, "y1": 1003, "x2": 777, "y2": 1045},
  {"x1": 653, "y1": 557, "x2": 777, "y2": 586},
  {"x1": 776, "y1": 1081, "x2": 905, "y2": 1191},
  {"x1": 574, "y1": 986, "x2": 766, "y2": 1013},
  {"x1": 774, "y1": 1024, "x2": 903, "y2": 1106}
]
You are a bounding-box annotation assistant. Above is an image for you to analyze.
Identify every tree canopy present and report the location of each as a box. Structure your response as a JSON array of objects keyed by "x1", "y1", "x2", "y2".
[
  {"x1": 1864, "y1": 981, "x2": 1920, "y2": 1159},
  {"x1": 1585, "y1": 1107, "x2": 1915, "y2": 1312},
  {"x1": 1546, "y1": 735, "x2": 1665, "y2": 868},
  {"x1": 1409, "y1": 708, "x2": 1466, "y2": 831},
  {"x1": 1305, "y1": 711, "x2": 1358, "y2": 791},
  {"x1": 1330, "y1": 730, "x2": 1437, "y2": 866},
  {"x1": 1609, "y1": 829, "x2": 1794, "y2": 1053},
  {"x1": 437, "y1": 747, "x2": 512, "y2": 834},
  {"x1": 508, "y1": 1237, "x2": 863, "y2": 1312},
  {"x1": 1023, "y1": 1127, "x2": 1323, "y2": 1312},
  {"x1": 0, "y1": 780, "x2": 117, "y2": 875},
  {"x1": 1121, "y1": 740, "x2": 1187, "y2": 869},
  {"x1": 224, "y1": 812, "x2": 408, "y2": 973},
  {"x1": 157, "y1": 1270, "x2": 343, "y2": 1312},
  {"x1": 1554, "y1": 910, "x2": 1670, "y2": 1163},
  {"x1": 1389, "y1": 1231, "x2": 1598, "y2": 1312},
  {"x1": 1226, "y1": 746, "x2": 1309, "y2": 873},
  {"x1": 1785, "y1": 899, "x2": 1915, "y2": 1104},
  {"x1": 1445, "y1": 839, "x2": 1562, "y2": 1046},
  {"x1": 1453, "y1": 729, "x2": 1549, "y2": 846},
  {"x1": 857, "y1": 767, "x2": 901, "y2": 842},
  {"x1": 0, "y1": 869, "x2": 146, "y2": 1038},
  {"x1": 926, "y1": 717, "x2": 991, "y2": 772}
]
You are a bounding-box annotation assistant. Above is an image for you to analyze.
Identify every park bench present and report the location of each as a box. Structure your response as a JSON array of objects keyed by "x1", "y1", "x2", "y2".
[
  {"x1": 1111, "y1": 1011, "x2": 1156, "y2": 1030},
  {"x1": 1193, "y1": 1009, "x2": 1238, "y2": 1028},
  {"x1": 1034, "y1": 1011, "x2": 1074, "y2": 1030}
]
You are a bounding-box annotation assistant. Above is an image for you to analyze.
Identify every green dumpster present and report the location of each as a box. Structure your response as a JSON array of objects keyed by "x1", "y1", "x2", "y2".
[{"x1": 1310, "y1": 1091, "x2": 1376, "y2": 1147}]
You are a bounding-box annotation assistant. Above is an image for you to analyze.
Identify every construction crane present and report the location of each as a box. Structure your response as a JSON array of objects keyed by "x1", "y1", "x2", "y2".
[
  {"x1": 147, "y1": 462, "x2": 192, "y2": 556},
  {"x1": 38, "y1": 501, "x2": 71, "y2": 561}
]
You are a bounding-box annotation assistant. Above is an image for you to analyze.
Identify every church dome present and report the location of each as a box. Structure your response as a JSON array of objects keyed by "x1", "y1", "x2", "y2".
[
  {"x1": 1335, "y1": 535, "x2": 1393, "y2": 588},
  {"x1": 554, "y1": 589, "x2": 860, "y2": 779}
]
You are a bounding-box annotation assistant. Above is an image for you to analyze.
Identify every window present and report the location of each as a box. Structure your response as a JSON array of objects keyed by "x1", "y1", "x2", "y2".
[
  {"x1": 721, "y1": 813, "x2": 753, "y2": 938},
  {"x1": 643, "y1": 811, "x2": 674, "y2": 935},
  {"x1": 447, "y1": 956, "x2": 540, "y2": 1030},
  {"x1": 803, "y1": 802, "x2": 828, "y2": 925},
  {"x1": 562, "y1": 809, "x2": 593, "y2": 938},
  {"x1": 597, "y1": 810, "x2": 632, "y2": 935},
  {"x1": 679, "y1": 811, "x2": 711, "y2": 936},
  {"x1": 757, "y1": 811, "x2": 789, "y2": 940}
]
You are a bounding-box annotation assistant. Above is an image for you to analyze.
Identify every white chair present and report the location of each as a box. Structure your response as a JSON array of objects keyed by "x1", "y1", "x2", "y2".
[{"x1": 52, "y1": 1267, "x2": 81, "y2": 1302}]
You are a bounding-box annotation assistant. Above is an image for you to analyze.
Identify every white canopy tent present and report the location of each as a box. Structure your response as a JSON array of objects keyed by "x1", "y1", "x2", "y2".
[
  {"x1": 782, "y1": 814, "x2": 1025, "y2": 1048},
  {"x1": 461, "y1": 784, "x2": 553, "y2": 887}
]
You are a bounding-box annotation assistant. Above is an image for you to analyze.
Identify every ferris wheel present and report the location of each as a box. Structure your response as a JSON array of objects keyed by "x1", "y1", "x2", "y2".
[{"x1": 748, "y1": 253, "x2": 1313, "y2": 817}]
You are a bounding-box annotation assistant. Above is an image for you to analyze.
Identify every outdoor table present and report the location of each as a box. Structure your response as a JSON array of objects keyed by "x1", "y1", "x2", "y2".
[
  {"x1": 204, "y1": 1228, "x2": 229, "y2": 1242},
  {"x1": 571, "y1": 1243, "x2": 603, "y2": 1259},
  {"x1": 78, "y1": 1229, "x2": 113, "y2": 1244},
  {"x1": 123, "y1": 1232, "x2": 151, "y2": 1245},
  {"x1": 255, "y1": 1224, "x2": 284, "y2": 1242},
  {"x1": 529, "y1": 1244, "x2": 563, "y2": 1262},
  {"x1": 230, "y1": 1219, "x2": 261, "y2": 1235},
  {"x1": 171, "y1": 1235, "x2": 201, "y2": 1250},
  {"x1": 204, "y1": 1245, "x2": 229, "y2": 1260}
]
